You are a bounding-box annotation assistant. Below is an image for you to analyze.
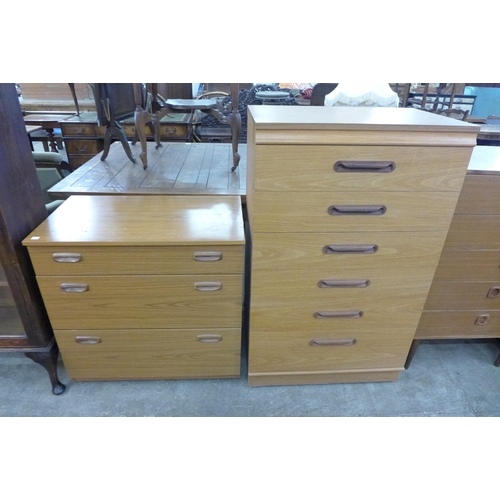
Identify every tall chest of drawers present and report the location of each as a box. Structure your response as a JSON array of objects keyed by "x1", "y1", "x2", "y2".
[
  {"x1": 245, "y1": 106, "x2": 478, "y2": 386},
  {"x1": 23, "y1": 195, "x2": 245, "y2": 381},
  {"x1": 412, "y1": 146, "x2": 500, "y2": 353}
]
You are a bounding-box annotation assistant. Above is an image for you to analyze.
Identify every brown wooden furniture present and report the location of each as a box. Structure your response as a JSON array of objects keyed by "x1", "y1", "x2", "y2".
[
  {"x1": 0, "y1": 83, "x2": 66, "y2": 395},
  {"x1": 23, "y1": 195, "x2": 245, "y2": 381},
  {"x1": 245, "y1": 106, "x2": 478, "y2": 386},
  {"x1": 134, "y1": 83, "x2": 241, "y2": 171},
  {"x1": 309, "y1": 83, "x2": 338, "y2": 106},
  {"x1": 407, "y1": 146, "x2": 500, "y2": 367},
  {"x1": 23, "y1": 112, "x2": 75, "y2": 152},
  {"x1": 46, "y1": 142, "x2": 247, "y2": 200}
]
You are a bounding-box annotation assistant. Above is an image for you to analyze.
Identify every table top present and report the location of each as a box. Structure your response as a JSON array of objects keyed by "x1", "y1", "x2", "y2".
[
  {"x1": 478, "y1": 123, "x2": 500, "y2": 139},
  {"x1": 48, "y1": 142, "x2": 246, "y2": 199},
  {"x1": 23, "y1": 195, "x2": 245, "y2": 247},
  {"x1": 25, "y1": 125, "x2": 42, "y2": 134},
  {"x1": 24, "y1": 113, "x2": 76, "y2": 126}
]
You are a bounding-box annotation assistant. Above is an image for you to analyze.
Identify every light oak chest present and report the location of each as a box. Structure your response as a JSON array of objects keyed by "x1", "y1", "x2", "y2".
[
  {"x1": 23, "y1": 195, "x2": 245, "y2": 381},
  {"x1": 245, "y1": 106, "x2": 478, "y2": 386}
]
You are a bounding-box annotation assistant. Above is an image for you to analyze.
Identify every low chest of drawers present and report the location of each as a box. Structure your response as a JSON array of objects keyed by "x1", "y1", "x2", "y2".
[
  {"x1": 245, "y1": 106, "x2": 478, "y2": 386},
  {"x1": 409, "y1": 146, "x2": 500, "y2": 364},
  {"x1": 23, "y1": 195, "x2": 245, "y2": 381}
]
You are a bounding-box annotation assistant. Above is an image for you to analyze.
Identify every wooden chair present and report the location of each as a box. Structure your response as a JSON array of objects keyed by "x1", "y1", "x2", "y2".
[{"x1": 133, "y1": 83, "x2": 241, "y2": 171}]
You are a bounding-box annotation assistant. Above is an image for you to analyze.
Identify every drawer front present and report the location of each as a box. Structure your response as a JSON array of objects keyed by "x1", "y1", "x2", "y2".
[
  {"x1": 61, "y1": 123, "x2": 97, "y2": 137},
  {"x1": 433, "y1": 250, "x2": 500, "y2": 281},
  {"x1": 251, "y1": 191, "x2": 459, "y2": 232},
  {"x1": 444, "y1": 215, "x2": 500, "y2": 251},
  {"x1": 66, "y1": 139, "x2": 100, "y2": 155},
  {"x1": 28, "y1": 245, "x2": 244, "y2": 276},
  {"x1": 455, "y1": 174, "x2": 500, "y2": 215},
  {"x1": 56, "y1": 328, "x2": 241, "y2": 380},
  {"x1": 121, "y1": 123, "x2": 190, "y2": 139},
  {"x1": 248, "y1": 328, "x2": 411, "y2": 373},
  {"x1": 253, "y1": 145, "x2": 471, "y2": 192},
  {"x1": 423, "y1": 281, "x2": 500, "y2": 311},
  {"x1": 250, "y1": 278, "x2": 430, "y2": 335},
  {"x1": 252, "y1": 231, "x2": 447, "y2": 274},
  {"x1": 68, "y1": 154, "x2": 97, "y2": 169},
  {"x1": 37, "y1": 275, "x2": 243, "y2": 329},
  {"x1": 416, "y1": 310, "x2": 500, "y2": 339}
]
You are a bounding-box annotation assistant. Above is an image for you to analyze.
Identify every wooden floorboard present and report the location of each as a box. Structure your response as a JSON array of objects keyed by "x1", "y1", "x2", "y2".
[{"x1": 49, "y1": 142, "x2": 247, "y2": 199}]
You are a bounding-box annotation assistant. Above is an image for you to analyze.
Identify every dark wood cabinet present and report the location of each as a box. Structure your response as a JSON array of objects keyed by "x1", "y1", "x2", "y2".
[{"x1": 0, "y1": 83, "x2": 65, "y2": 395}]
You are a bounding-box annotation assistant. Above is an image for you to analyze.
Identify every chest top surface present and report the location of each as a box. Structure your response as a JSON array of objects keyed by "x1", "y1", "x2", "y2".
[
  {"x1": 248, "y1": 106, "x2": 480, "y2": 133},
  {"x1": 23, "y1": 195, "x2": 245, "y2": 247}
]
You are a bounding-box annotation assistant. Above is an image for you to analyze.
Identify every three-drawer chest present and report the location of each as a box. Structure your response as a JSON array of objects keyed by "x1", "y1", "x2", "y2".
[
  {"x1": 245, "y1": 106, "x2": 478, "y2": 386},
  {"x1": 23, "y1": 195, "x2": 245, "y2": 381}
]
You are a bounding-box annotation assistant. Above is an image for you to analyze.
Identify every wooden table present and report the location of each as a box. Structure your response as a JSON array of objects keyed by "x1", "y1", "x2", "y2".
[
  {"x1": 48, "y1": 142, "x2": 247, "y2": 199},
  {"x1": 24, "y1": 112, "x2": 76, "y2": 152}
]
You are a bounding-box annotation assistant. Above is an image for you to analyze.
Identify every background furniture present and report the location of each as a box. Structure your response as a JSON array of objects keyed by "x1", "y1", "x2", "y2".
[
  {"x1": 134, "y1": 83, "x2": 241, "y2": 171},
  {"x1": 23, "y1": 195, "x2": 245, "y2": 381},
  {"x1": 407, "y1": 146, "x2": 500, "y2": 367},
  {"x1": 47, "y1": 142, "x2": 247, "y2": 200},
  {"x1": 23, "y1": 111, "x2": 75, "y2": 152},
  {"x1": 245, "y1": 106, "x2": 478, "y2": 386},
  {"x1": 309, "y1": 83, "x2": 338, "y2": 106},
  {"x1": 0, "y1": 83, "x2": 65, "y2": 395}
]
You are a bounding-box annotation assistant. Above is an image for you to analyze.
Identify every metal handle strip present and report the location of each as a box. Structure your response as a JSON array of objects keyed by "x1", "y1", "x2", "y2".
[
  {"x1": 193, "y1": 252, "x2": 223, "y2": 262},
  {"x1": 309, "y1": 338, "x2": 357, "y2": 347},
  {"x1": 194, "y1": 282, "x2": 222, "y2": 292},
  {"x1": 334, "y1": 160, "x2": 395, "y2": 173},
  {"x1": 52, "y1": 252, "x2": 82, "y2": 263},
  {"x1": 197, "y1": 334, "x2": 223, "y2": 343},
  {"x1": 318, "y1": 279, "x2": 370, "y2": 288},
  {"x1": 313, "y1": 310, "x2": 363, "y2": 319},
  {"x1": 75, "y1": 336, "x2": 101, "y2": 344},
  {"x1": 60, "y1": 283, "x2": 89, "y2": 293},
  {"x1": 328, "y1": 205, "x2": 386, "y2": 216},
  {"x1": 323, "y1": 244, "x2": 378, "y2": 254}
]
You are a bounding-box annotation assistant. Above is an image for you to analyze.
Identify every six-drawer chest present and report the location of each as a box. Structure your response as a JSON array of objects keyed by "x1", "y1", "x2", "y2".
[{"x1": 245, "y1": 106, "x2": 478, "y2": 386}]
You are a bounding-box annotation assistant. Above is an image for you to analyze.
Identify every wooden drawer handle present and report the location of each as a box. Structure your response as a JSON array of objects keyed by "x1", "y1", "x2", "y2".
[
  {"x1": 60, "y1": 283, "x2": 89, "y2": 293},
  {"x1": 323, "y1": 244, "x2": 378, "y2": 254},
  {"x1": 197, "y1": 334, "x2": 222, "y2": 343},
  {"x1": 75, "y1": 336, "x2": 101, "y2": 344},
  {"x1": 334, "y1": 160, "x2": 395, "y2": 173},
  {"x1": 309, "y1": 338, "x2": 357, "y2": 347},
  {"x1": 193, "y1": 251, "x2": 223, "y2": 262},
  {"x1": 76, "y1": 146, "x2": 88, "y2": 153},
  {"x1": 475, "y1": 314, "x2": 490, "y2": 326},
  {"x1": 72, "y1": 127, "x2": 86, "y2": 134},
  {"x1": 164, "y1": 127, "x2": 177, "y2": 134},
  {"x1": 328, "y1": 205, "x2": 386, "y2": 216},
  {"x1": 486, "y1": 286, "x2": 500, "y2": 298},
  {"x1": 314, "y1": 310, "x2": 363, "y2": 319},
  {"x1": 194, "y1": 282, "x2": 222, "y2": 291},
  {"x1": 52, "y1": 252, "x2": 82, "y2": 263},
  {"x1": 318, "y1": 279, "x2": 370, "y2": 288}
]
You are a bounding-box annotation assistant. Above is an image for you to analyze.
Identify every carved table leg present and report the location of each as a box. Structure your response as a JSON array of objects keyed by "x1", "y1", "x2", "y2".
[
  {"x1": 134, "y1": 107, "x2": 153, "y2": 169},
  {"x1": 227, "y1": 83, "x2": 241, "y2": 171},
  {"x1": 25, "y1": 341, "x2": 66, "y2": 395},
  {"x1": 46, "y1": 127, "x2": 59, "y2": 153}
]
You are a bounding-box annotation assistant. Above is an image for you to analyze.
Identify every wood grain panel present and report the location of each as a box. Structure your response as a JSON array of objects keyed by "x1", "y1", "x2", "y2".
[
  {"x1": 37, "y1": 275, "x2": 243, "y2": 329},
  {"x1": 251, "y1": 231, "x2": 447, "y2": 274},
  {"x1": 248, "y1": 328, "x2": 412, "y2": 373},
  {"x1": 423, "y1": 280, "x2": 500, "y2": 310},
  {"x1": 253, "y1": 145, "x2": 471, "y2": 192},
  {"x1": 455, "y1": 174, "x2": 500, "y2": 214},
  {"x1": 251, "y1": 191, "x2": 459, "y2": 233},
  {"x1": 28, "y1": 245, "x2": 244, "y2": 276},
  {"x1": 432, "y1": 250, "x2": 500, "y2": 281},
  {"x1": 56, "y1": 328, "x2": 241, "y2": 380},
  {"x1": 415, "y1": 310, "x2": 500, "y2": 339},
  {"x1": 444, "y1": 215, "x2": 500, "y2": 250}
]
